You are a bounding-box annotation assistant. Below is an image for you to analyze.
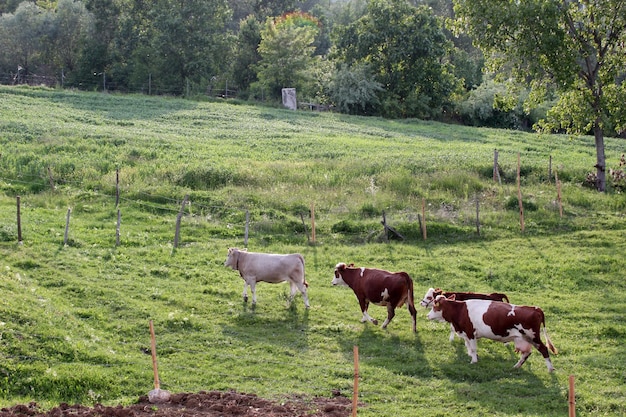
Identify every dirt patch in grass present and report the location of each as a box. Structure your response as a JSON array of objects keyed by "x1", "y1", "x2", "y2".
[{"x1": 0, "y1": 391, "x2": 353, "y2": 417}]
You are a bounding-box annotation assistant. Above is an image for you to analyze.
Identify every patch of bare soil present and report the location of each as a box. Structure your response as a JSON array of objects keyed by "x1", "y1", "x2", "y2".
[{"x1": 0, "y1": 391, "x2": 353, "y2": 417}]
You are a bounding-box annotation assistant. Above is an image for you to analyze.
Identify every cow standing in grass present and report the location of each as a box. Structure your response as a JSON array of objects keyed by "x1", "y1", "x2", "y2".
[
  {"x1": 420, "y1": 287, "x2": 510, "y2": 341},
  {"x1": 427, "y1": 295, "x2": 557, "y2": 371},
  {"x1": 332, "y1": 262, "x2": 417, "y2": 332},
  {"x1": 224, "y1": 248, "x2": 310, "y2": 308}
]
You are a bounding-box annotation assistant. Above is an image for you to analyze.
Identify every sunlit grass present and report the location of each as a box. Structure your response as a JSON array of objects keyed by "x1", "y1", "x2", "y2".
[{"x1": 0, "y1": 86, "x2": 625, "y2": 416}]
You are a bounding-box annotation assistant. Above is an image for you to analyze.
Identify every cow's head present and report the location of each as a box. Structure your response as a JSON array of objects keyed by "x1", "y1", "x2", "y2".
[
  {"x1": 224, "y1": 247, "x2": 244, "y2": 269},
  {"x1": 420, "y1": 287, "x2": 443, "y2": 308},
  {"x1": 426, "y1": 294, "x2": 449, "y2": 322},
  {"x1": 332, "y1": 262, "x2": 349, "y2": 286}
]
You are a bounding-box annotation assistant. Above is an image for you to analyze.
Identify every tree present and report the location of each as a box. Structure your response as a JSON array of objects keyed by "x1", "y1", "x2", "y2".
[
  {"x1": 333, "y1": 0, "x2": 459, "y2": 118},
  {"x1": 328, "y1": 63, "x2": 383, "y2": 115},
  {"x1": 50, "y1": 0, "x2": 93, "y2": 73},
  {"x1": 453, "y1": 0, "x2": 626, "y2": 192},
  {"x1": 253, "y1": 12, "x2": 319, "y2": 99},
  {"x1": 0, "y1": 2, "x2": 49, "y2": 79},
  {"x1": 231, "y1": 15, "x2": 263, "y2": 94},
  {"x1": 145, "y1": 0, "x2": 231, "y2": 95}
]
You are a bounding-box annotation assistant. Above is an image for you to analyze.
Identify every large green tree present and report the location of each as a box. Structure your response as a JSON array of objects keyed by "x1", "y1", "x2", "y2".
[
  {"x1": 0, "y1": 2, "x2": 49, "y2": 79},
  {"x1": 333, "y1": 0, "x2": 458, "y2": 118},
  {"x1": 454, "y1": 0, "x2": 626, "y2": 192},
  {"x1": 231, "y1": 15, "x2": 263, "y2": 94},
  {"x1": 253, "y1": 12, "x2": 319, "y2": 100},
  {"x1": 145, "y1": 0, "x2": 231, "y2": 95}
]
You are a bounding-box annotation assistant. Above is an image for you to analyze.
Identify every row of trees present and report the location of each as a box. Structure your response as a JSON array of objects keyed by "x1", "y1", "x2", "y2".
[
  {"x1": 0, "y1": 0, "x2": 483, "y2": 119},
  {"x1": 2, "y1": 0, "x2": 626, "y2": 191}
]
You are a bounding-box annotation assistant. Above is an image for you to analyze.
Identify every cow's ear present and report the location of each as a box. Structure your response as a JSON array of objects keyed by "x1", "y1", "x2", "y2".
[
  {"x1": 449, "y1": 294, "x2": 456, "y2": 301},
  {"x1": 348, "y1": 263, "x2": 355, "y2": 268}
]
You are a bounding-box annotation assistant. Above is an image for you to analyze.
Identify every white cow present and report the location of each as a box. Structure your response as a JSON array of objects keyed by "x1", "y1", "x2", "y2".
[{"x1": 224, "y1": 248, "x2": 310, "y2": 307}]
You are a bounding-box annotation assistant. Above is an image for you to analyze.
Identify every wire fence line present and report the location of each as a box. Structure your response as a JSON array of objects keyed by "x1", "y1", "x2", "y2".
[
  {"x1": 0, "y1": 73, "x2": 239, "y2": 99},
  {"x1": 2, "y1": 173, "x2": 490, "y2": 247}
]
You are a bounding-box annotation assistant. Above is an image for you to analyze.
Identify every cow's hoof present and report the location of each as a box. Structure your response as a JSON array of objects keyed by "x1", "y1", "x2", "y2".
[
  {"x1": 243, "y1": 296, "x2": 248, "y2": 303},
  {"x1": 371, "y1": 319, "x2": 378, "y2": 325}
]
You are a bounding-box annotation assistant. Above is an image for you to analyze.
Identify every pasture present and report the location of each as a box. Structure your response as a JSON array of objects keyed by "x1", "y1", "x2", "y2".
[{"x1": 0, "y1": 85, "x2": 625, "y2": 416}]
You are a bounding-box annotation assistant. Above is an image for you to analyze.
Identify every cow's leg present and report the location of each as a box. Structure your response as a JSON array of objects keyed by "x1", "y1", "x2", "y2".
[
  {"x1": 249, "y1": 280, "x2": 258, "y2": 304},
  {"x1": 449, "y1": 324, "x2": 456, "y2": 342},
  {"x1": 514, "y1": 351, "x2": 532, "y2": 368},
  {"x1": 359, "y1": 300, "x2": 378, "y2": 325},
  {"x1": 381, "y1": 305, "x2": 395, "y2": 329},
  {"x1": 465, "y1": 338, "x2": 479, "y2": 363},
  {"x1": 298, "y1": 283, "x2": 310, "y2": 308},
  {"x1": 242, "y1": 281, "x2": 249, "y2": 303},
  {"x1": 288, "y1": 281, "x2": 298, "y2": 302},
  {"x1": 530, "y1": 336, "x2": 555, "y2": 372}
]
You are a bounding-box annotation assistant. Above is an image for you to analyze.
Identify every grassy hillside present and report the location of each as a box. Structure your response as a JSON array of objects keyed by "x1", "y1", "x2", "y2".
[{"x1": 0, "y1": 85, "x2": 625, "y2": 416}]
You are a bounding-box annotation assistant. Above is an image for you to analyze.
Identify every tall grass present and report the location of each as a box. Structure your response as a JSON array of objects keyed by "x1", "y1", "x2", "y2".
[{"x1": 0, "y1": 86, "x2": 625, "y2": 416}]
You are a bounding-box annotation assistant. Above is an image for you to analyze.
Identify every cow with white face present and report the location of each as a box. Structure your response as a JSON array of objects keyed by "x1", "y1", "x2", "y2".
[
  {"x1": 224, "y1": 248, "x2": 309, "y2": 308},
  {"x1": 332, "y1": 262, "x2": 417, "y2": 332},
  {"x1": 427, "y1": 295, "x2": 557, "y2": 372}
]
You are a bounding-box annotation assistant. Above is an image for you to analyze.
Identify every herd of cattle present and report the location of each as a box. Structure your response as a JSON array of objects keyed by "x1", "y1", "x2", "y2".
[{"x1": 224, "y1": 247, "x2": 558, "y2": 373}]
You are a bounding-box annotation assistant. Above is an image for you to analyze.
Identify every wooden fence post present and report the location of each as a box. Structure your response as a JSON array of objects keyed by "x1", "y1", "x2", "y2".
[
  {"x1": 16, "y1": 196, "x2": 23, "y2": 244},
  {"x1": 64, "y1": 208, "x2": 71, "y2": 245},
  {"x1": 568, "y1": 375, "x2": 575, "y2": 417},
  {"x1": 352, "y1": 345, "x2": 359, "y2": 417},
  {"x1": 116, "y1": 168, "x2": 120, "y2": 208},
  {"x1": 517, "y1": 153, "x2": 525, "y2": 232},
  {"x1": 116, "y1": 209, "x2": 121, "y2": 247},
  {"x1": 493, "y1": 149, "x2": 501, "y2": 184},
  {"x1": 382, "y1": 211, "x2": 388, "y2": 242},
  {"x1": 173, "y1": 195, "x2": 189, "y2": 249}
]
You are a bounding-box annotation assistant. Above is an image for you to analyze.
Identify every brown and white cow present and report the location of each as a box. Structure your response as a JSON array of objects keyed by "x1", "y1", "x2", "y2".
[
  {"x1": 420, "y1": 287, "x2": 510, "y2": 342},
  {"x1": 427, "y1": 295, "x2": 557, "y2": 371},
  {"x1": 332, "y1": 262, "x2": 417, "y2": 332},
  {"x1": 224, "y1": 248, "x2": 309, "y2": 308}
]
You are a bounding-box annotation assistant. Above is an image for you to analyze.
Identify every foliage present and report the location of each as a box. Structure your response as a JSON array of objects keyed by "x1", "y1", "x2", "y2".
[
  {"x1": 252, "y1": 13, "x2": 320, "y2": 100},
  {"x1": 333, "y1": 0, "x2": 459, "y2": 118},
  {"x1": 454, "y1": 78, "x2": 550, "y2": 130},
  {"x1": 453, "y1": 0, "x2": 626, "y2": 191},
  {"x1": 231, "y1": 15, "x2": 263, "y2": 94},
  {"x1": 327, "y1": 63, "x2": 383, "y2": 114}
]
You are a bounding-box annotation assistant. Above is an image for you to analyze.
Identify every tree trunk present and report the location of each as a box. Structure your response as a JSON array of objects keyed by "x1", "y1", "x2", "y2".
[{"x1": 593, "y1": 123, "x2": 606, "y2": 192}]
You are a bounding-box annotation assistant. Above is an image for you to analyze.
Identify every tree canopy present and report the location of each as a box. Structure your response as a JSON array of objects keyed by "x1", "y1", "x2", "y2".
[
  {"x1": 333, "y1": 0, "x2": 458, "y2": 118},
  {"x1": 453, "y1": 0, "x2": 626, "y2": 191}
]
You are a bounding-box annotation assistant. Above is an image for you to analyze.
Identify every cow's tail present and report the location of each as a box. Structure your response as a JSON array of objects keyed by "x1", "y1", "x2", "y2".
[
  {"x1": 404, "y1": 273, "x2": 416, "y2": 310},
  {"x1": 542, "y1": 313, "x2": 558, "y2": 355},
  {"x1": 298, "y1": 254, "x2": 309, "y2": 287}
]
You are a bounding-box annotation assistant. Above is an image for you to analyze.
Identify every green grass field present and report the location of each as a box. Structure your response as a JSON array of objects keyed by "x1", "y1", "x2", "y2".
[{"x1": 0, "y1": 85, "x2": 625, "y2": 416}]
